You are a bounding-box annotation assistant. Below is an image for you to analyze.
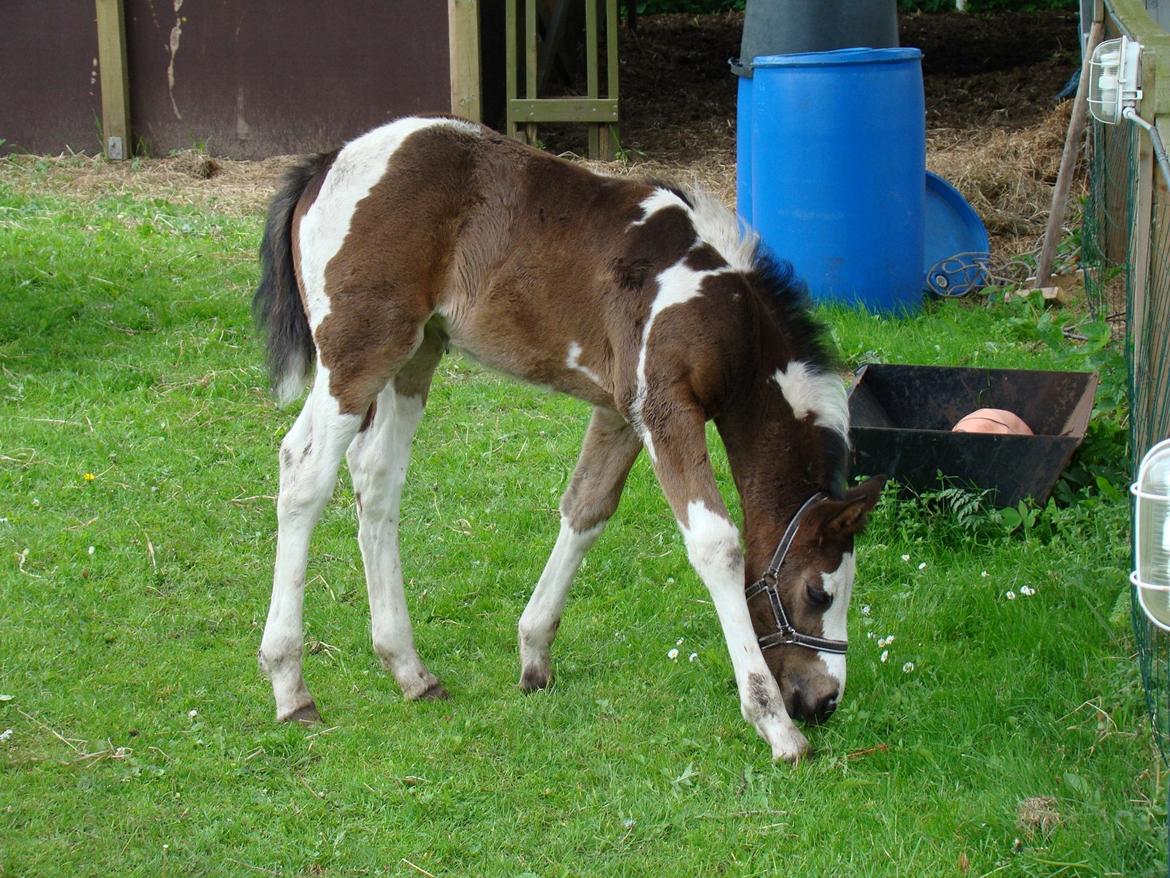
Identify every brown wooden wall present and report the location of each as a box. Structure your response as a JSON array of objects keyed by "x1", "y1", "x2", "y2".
[
  {"x1": 2, "y1": 1, "x2": 453, "y2": 159},
  {"x1": 2, "y1": 1, "x2": 105, "y2": 155}
]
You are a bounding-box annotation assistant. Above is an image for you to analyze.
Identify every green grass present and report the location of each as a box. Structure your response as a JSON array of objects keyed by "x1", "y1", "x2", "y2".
[{"x1": 0, "y1": 169, "x2": 1163, "y2": 877}]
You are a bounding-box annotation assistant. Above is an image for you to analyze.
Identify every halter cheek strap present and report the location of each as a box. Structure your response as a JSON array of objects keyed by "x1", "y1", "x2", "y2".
[{"x1": 746, "y1": 491, "x2": 849, "y2": 656}]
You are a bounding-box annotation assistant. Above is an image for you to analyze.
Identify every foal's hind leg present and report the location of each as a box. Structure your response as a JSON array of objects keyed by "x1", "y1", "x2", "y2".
[
  {"x1": 260, "y1": 373, "x2": 364, "y2": 723},
  {"x1": 519, "y1": 407, "x2": 642, "y2": 690},
  {"x1": 346, "y1": 325, "x2": 447, "y2": 700}
]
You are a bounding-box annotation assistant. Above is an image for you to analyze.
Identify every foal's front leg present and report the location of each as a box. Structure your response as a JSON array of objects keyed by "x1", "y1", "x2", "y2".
[
  {"x1": 518, "y1": 407, "x2": 642, "y2": 690},
  {"x1": 643, "y1": 406, "x2": 810, "y2": 763}
]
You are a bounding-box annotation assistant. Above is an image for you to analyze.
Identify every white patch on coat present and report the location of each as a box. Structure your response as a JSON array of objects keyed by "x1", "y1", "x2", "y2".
[
  {"x1": 772, "y1": 361, "x2": 850, "y2": 442},
  {"x1": 688, "y1": 189, "x2": 758, "y2": 272},
  {"x1": 298, "y1": 116, "x2": 480, "y2": 336},
  {"x1": 631, "y1": 186, "x2": 758, "y2": 273},
  {"x1": 565, "y1": 341, "x2": 604, "y2": 387},
  {"x1": 630, "y1": 187, "x2": 689, "y2": 227},
  {"x1": 632, "y1": 260, "x2": 731, "y2": 460},
  {"x1": 817, "y1": 550, "x2": 855, "y2": 694},
  {"x1": 678, "y1": 500, "x2": 742, "y2": 583}
]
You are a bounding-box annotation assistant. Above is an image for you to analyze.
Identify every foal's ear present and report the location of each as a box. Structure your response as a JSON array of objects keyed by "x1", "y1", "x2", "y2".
[{"x1": 824, "y1": 476, "x2": 886, "y2": 536}]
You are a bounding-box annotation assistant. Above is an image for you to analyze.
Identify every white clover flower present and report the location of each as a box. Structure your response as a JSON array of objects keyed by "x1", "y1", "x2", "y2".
[
  {"x1": 917, "y1": 562, "x2": 927, "y2": 570},
  {"x1": 880, "y1": 650, "x2": 889, "y2": 663},
  {"x1": 861, "y1": 605, "x2": 871, "y2": 616},
  {"x1": 981, "y1": 570, "x2": 989, "y2": 578},
  {"x1": 1006, "y1": 591, "x2": 1016, "y2": 600},
  {"x1": 901, "y1": 554, "x2": 910, "y2": 562},
  {"x1": 676, "y1": 638, "x2": 684, "y2": 646},
  {"x1": 902, "y1": 662, "x2": 915, "y2": 673},
  {"x1": 667, "y1": 648, "x2": 679, "y2": 661},
  {"x1": 0, "y1": 729, "x2": 12, "y2": 742},
  {"x1": 1020, "y1": 585, "x2": 1035, "y2": 596},
  {"x1": 187, "y1": 709, "x2": 198, "y2": 719},
  {"x1": 688, "y1": 652, "x2": 698, "y2": 663},
  {"x1": 666, "y1": 577, "x2": 675, "y2": 586}
]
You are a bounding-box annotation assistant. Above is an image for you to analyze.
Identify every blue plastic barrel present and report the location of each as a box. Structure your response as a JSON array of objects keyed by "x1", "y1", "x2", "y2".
[
  {"x1": 736, "y1": 74, "x2": 754, "y2": 227},
  {"x1": 736, "y1": 48, "x2": 925, "y2": 313}
]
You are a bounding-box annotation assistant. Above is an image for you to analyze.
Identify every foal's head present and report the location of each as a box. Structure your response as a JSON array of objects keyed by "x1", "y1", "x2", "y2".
[
  {"x1": 749, "y1": 479, "x2": 884, "y2": 725},
  {"x1": 719, "y1": 252, "x2": 885, "y2": 726}
]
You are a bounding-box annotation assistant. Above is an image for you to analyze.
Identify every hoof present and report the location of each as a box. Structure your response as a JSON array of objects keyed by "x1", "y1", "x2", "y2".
[
  {"x1": 519, "y1": 666, "x2": 551, "y2": 692},
  {"x1": 771, "y1": 734, "x2": 812, "y2": 765},
  {"x1": 410, "y1": 681, "x2": 450, "y2": 701},
  {"x1": 280, "y1": 702, "x2": 322, "y2": 726}
]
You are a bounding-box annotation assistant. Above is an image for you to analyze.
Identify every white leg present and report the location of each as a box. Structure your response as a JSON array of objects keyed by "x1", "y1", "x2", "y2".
[
  {"x1": 642, "y1": 405, "x2": 809, "y2": 762},
  {"x1": 517, "y1": 407, "x2": 642, "y2": 690},
  {"x1": 347, "y1": 387, "x2": 446, "y2": 700},
  {"x1": 259, "y1": 378, "x2": 362, "y2": 722},
  {"x1": 678, "y1": 500, "x2": 809, "y2": 762},
  {"x1": 518, "y1": 518, "x2": 604, "y2": 690}
]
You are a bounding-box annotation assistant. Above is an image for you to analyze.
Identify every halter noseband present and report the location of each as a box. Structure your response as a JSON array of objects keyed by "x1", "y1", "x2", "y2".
[{"x1": 745, "y1": 491, "x2": 849, "y2": 655}]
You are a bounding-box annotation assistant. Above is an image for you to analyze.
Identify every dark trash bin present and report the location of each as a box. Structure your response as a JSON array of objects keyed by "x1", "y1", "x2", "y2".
[{"x1": 733, "y1": 0, "x2": 900, "y2": 75}]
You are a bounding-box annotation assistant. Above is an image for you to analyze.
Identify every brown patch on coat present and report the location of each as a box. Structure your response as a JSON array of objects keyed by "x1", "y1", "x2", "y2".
[
  {"x1": 684, "y1": 243, "x2": 726, "y2": 272},
  {"x1": 312, "y1": 125, "x2": 479, "y2": 413},
  {"x1": 560, "y1": 407, "x2": 643, "y2": 532}
]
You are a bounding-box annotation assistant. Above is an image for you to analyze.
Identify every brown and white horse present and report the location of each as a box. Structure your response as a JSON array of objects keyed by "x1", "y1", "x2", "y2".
[{"x1": 253, "y1": 116, "x2": 883, "y2": 762}]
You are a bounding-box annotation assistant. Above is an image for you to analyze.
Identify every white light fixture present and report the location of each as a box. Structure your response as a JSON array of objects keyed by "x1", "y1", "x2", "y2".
[
  {"x1": 1088, "y1": 36, "x2": 1143, "y2": 125},
  {"x1": 1131, "y1": 438, "x2": 1170, "y2": 631}
]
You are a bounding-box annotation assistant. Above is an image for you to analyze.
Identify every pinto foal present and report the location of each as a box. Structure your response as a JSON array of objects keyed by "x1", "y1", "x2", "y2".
[{"x1": 254, "y1": 116, "x2": 882, "y2": 762}]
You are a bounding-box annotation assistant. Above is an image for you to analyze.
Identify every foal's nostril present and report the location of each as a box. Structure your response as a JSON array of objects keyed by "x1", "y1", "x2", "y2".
[
  {"x1": 789, "y1": 688, "x2": 839, "y2": 723},
  {"x1": 814, "y1": 694, "x2": 839, "y2": 723}
]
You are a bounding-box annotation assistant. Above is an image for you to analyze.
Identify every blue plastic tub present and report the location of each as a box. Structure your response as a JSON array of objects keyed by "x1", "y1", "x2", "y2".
[{"x1": 736, "y1": 48, "x2": 925, "y2": 313}]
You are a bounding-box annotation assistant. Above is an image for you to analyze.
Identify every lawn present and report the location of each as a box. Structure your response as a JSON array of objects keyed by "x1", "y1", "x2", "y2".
[{"x1": 0, "y1": 158, "x2": 1163, "y2": 877}]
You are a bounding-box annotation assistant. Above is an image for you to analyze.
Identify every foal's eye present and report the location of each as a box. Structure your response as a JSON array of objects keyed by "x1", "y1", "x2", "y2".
[{"x1": 805, "y1": 582, "x2": 832, "y2": 608}]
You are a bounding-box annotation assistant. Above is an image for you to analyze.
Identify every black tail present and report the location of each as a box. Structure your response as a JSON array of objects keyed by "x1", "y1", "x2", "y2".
[{"x1": 252, "y1": 151, "x2": 337, "y2": 404}]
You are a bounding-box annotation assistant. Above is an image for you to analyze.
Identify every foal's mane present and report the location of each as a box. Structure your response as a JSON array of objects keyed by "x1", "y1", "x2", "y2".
[
  {"x1": 746, "y1": 250, "x2": 842, "y2": 377},
  {"x1": 676, "y1": 185, "x2": 840, "y2": 376},
  {"x1": 667, "y1": 184, "x2": 850, "y2": 496}
]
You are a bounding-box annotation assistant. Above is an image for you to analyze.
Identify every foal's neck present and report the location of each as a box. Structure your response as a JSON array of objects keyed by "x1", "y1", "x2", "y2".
[{"x1": 716, "y1": 373, "x2": 830, "y2": 584}]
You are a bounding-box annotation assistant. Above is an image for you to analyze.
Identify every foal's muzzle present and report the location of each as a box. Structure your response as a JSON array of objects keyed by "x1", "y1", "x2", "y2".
[{"x1": 791, "y1": 689, "x2": 839, "y2": 725}]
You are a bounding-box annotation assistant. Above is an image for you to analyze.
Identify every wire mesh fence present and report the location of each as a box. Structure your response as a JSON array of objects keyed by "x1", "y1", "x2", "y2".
[{"x1": 1081, "y1": 0, "x2": 1170, "y2": 842}]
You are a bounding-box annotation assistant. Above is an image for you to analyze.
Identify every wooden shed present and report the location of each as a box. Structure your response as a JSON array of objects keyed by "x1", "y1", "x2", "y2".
[{"x1": 1, "y1": 0, "x2": 482, "y2": 159}]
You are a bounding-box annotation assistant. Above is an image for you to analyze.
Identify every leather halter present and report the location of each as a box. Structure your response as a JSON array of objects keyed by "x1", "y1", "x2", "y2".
[{"x1": 745, "y1": 491, "x2": 849, "y2": 655}]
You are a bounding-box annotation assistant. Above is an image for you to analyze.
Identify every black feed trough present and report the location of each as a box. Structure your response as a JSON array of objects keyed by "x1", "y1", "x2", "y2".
[{"x1": 847, "y1": 364, "x2": 1098, "y2": 506}]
